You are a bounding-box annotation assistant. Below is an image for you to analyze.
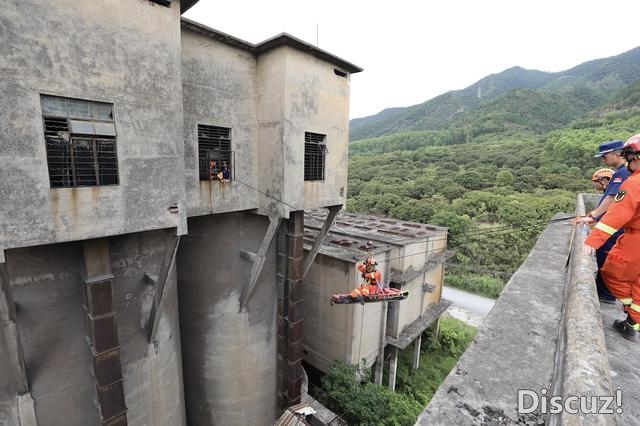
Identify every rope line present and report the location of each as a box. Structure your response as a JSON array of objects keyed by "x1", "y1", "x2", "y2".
[{"x1": 232, "y1": 177, "x2": 575, "y2": 265}]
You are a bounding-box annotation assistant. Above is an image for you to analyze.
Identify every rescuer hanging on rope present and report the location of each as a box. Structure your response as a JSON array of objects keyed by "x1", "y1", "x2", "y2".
[{"x1": 331, "y1": 241, "x2": 408, "y2": 305}]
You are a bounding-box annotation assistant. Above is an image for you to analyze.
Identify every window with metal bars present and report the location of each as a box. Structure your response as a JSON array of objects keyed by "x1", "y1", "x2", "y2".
[
  {"x1": 304, "y1": 132, "x2": 326, "y2": 181},
  {"x1": 198, "y1": 124, "x2": 233, "y2": 181},
  {"x1": 41, "y1": 95, "x2": 119, "y2": 188}
]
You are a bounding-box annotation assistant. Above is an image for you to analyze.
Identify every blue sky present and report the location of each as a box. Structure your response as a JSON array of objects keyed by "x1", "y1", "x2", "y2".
[{"x1": 185, "y1": 0, "x2": 640, "y2": 119}]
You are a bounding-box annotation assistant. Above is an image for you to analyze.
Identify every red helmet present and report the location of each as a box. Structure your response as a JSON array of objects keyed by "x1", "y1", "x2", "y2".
[{"x1": 622, "y1": 134, "x2": 640, "y2": 155}]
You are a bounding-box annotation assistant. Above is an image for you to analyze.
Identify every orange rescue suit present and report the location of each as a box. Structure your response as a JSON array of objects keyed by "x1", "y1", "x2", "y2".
[{"x1": 585, "y1": 168, "x2": 640, "y2": 323}]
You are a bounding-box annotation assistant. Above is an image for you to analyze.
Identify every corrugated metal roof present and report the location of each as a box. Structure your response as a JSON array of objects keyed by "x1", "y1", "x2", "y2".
[{"x1": 273, "y1": 403, "x2": 314, "y2": 426}]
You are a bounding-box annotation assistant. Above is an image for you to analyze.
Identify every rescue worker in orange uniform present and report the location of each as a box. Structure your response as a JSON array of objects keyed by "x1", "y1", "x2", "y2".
[
  {"x1": 580, "y1": 168, "x2": 617, "y2": 303},
  {"x1": 583, "y1": 134, "x2": 640, "y2": 342}
]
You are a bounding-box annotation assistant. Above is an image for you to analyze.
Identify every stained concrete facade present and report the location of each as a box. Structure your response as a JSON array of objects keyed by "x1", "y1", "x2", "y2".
[
  {"x1": 181, "y1": 20, "x2": 354, "y2": 218},
  {"x1": 0, "y1": 0, "x2": 188, "y2": 255},
  {"x1": 1, "y1": 1, "x2": 361, "y2": 425},
  {"x1": 177, "y1": 213, "x2": 278, "y2": 426},
  {"x1": 302, "y1": 212, "x2": 450, "y2": 389}
]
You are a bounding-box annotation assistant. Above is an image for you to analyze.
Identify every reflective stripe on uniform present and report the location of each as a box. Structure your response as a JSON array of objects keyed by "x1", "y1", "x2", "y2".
[
  {"x1": 630, "y1": 303, "x2": 640, "y2": 313},
  {"x1": 620, "y1": 298, "x2": 633, "y2": 305},
  {"x1": 594, "y1": 222, "x2": 618, "y2": 235}
]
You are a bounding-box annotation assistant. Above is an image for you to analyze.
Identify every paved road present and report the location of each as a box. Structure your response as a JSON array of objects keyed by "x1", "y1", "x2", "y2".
[{"x1": 442, "y1": 286, "x2": 496, "y2": 316}]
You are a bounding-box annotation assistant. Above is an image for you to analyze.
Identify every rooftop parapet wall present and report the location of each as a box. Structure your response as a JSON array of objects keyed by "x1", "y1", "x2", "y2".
[
  {"x1": 550, "y1": 194, "x2": 613, "y2": 426},
  {"x1": 418, "y1": 195, "x2": 627, "y2": 426},
  {"x1": 418, "y1": 213, "x2": 573, "y2": 425}
]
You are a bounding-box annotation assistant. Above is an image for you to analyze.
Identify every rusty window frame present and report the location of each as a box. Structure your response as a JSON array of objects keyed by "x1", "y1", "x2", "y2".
[
  {"x1": 304, "y1": 132, "x2": 326, "y2": 181},
  {"x1": 197, "y1": 124, "x2": 234, "y2": 181},
  {"x1": 41, "y1": 95, "x2": 119, "y2": 188}
]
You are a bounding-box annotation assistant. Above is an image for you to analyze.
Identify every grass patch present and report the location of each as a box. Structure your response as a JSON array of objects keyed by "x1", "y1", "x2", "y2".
[{"x1": 445, "y1": 272, "x2": 504, "y2": 298}]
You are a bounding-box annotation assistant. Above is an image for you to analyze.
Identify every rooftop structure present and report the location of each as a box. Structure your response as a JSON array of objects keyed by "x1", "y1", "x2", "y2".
[{"x1": 303, "y1": 211, "x2": 450, "y2": 390}]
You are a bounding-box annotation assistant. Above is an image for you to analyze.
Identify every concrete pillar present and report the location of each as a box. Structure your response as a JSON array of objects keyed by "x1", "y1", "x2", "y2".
[
  {"x1": 433, "y1": 317, "x2": 441, "y2": 340},
  {"x1": 388, "y1": 347, "x2": 398, "y2": 391},
  {"x1": 81, "y1": 239, "x2": 127, "y2": 425},
  {"x1": 412, "y1": 334, "x2": 422, "y2": 371},
  {"x1": 286, "y1": 210, "x2": 304, "y2": 406},
  {"x1": 374, "y1": 302, "x2": 389, "y2": 385},
  {"x1": 0, "y1": 262, "x2": 29, "y2": 394},
  {"x1": 276, "y1": 226, "x2": 289, "y2": 409}
]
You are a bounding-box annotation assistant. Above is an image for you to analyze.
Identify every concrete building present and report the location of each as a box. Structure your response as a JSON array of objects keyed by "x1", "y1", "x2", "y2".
[
  {"x1": 0, "y1": 1, "x2": 361, "y2": 425},
  {"x1": 302, "y1": 212, "x2": 452, "y2": 390}
]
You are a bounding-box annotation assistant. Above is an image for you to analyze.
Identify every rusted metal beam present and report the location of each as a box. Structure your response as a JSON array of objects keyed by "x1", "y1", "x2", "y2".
[{"x1": 302, "y1": 205, "x2": 341, "y2": 279}]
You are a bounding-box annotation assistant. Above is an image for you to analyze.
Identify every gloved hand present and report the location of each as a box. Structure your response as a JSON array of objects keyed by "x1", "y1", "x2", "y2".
[{"x1": 582, "y1": 244, "x2": 596, "y2": 256}]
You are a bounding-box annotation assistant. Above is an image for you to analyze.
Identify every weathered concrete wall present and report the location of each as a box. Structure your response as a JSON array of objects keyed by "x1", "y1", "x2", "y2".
[
  {"x1": 256, "y1": 47, "x2": 350, "y2": 217},
  {"x1": 386, "y1": 238, "x2": 446, "y2": 339},
  {"x1": 302, "y1": 254, "x2": 355, "y2": 372},
  {"x1": 423, "y1": 264, "x2": 443, "y2": 308},
  {"x1": 109, "y1": 230, "x2": 186, "y2": 425},
  {"x1": 181, "y1": 28, "x2": 260, "y2": 217},
  {"x1": 302, "y1": 251, "x2": 388, "y2": 372},
  {"x1": 256, "y1": 49, "x2": 288, "y2": 217},
  {"x1": 393, "y1": 274, "x2": 426, "y2": 339},
  {"x1": 177, "y1": 212, "x2": 279, "y2": 426},
  {"x1": 8, "y1": 242, "x2": 99, "y2": 425},
  {"x1": 418, "y1": 215, "x2": 573, "y2": 425},
  {"x1": 5, "y1": 230, "x2": 185, "y2": 425},
  {"x1": 0, "y1": 0, "x2": 186, "y2": 254}
]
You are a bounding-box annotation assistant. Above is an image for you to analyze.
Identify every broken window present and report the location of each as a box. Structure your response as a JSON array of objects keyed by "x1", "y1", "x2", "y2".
[
  {"x1": 304, "y1": 132, "x2": 326, "y2": 181},
  {"x1": 41, "y1": 95, "x2": 119, "y2": 188},
  {"x1": 198, "y1": 124, "x2": 233, "y2": 181}
]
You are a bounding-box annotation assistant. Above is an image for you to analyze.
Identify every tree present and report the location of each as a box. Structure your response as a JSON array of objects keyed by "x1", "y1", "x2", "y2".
[{"x1": 495, "y1": 169, "x2": 514, "y2": 187}]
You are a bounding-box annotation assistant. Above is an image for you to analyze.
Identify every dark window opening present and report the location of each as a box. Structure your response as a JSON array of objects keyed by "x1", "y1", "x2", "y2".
[
  {"x1": 334, "y1": 68, "x2": 348, "y2": 77},
  {"x1": 304, "y1": 132, "x2": 326, "y2": 181},
  {"x1": 41, "y1": 95, "x2": 118, "y2": 188},
  {"x1": 198, "y1": 124, "x2": 233, "y2": 181},
  {"x1": 150, "y1": 0, "x2": 171, "y2": 7}
]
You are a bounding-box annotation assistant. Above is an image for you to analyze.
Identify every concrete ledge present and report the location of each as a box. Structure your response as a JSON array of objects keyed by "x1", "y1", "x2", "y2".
[
  {"x1": 386, "y1": 299, "x2": 452, "y2": 349},
  {"x1": 551, "y1": 195, "x2": 614, "y2": 426},
  {"x1": 417, "y1": 214, "x2": 573, "y2": 425}
]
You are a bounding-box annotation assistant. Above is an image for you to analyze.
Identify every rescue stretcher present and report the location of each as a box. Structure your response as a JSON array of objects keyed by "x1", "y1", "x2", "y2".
[{"x1": 330, "y1": 288, "x2": 409, "y2": 305}]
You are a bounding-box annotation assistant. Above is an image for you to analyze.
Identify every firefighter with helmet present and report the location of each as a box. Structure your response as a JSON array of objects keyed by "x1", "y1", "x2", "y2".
[
  {"x1": 583, "y1": 167, "x2": 618, "y2": 303},
  {"x1": 591, "y1": 168, "x2": 614, "y2": 192},
  {"x1": 583, "y1": 133, "x2": 640, "y2": 341}
]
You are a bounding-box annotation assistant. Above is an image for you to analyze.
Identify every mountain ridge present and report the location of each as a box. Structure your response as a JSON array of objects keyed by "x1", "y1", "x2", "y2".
[{"x1": 349, "y1": 46, "x2": 640, "y2": 141}]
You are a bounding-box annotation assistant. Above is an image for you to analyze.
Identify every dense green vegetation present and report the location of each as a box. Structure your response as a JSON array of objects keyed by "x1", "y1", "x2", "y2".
[
  {"x1": 319, "y1": 317, "x2": 476, "y2": 425},
  {"x1": 324, "y1": 46, "x2": 640, "y2": 425},
  {"x1": 347, "y1": 57, "x2": 640, "y2": 297},
  {"x1": 347, "y1": 135, "x2": 582, "y2": 296}
]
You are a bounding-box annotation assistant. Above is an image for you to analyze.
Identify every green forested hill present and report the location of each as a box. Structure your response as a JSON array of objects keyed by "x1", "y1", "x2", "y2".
[
  {"x1": 349, "y1": 46, "x2": 640, "y2": 142},
  {"x1": 347, "y1": 48, "x2": 640, "y2": 297}
]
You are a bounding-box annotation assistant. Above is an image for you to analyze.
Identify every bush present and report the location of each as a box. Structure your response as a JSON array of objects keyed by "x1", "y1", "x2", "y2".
[{"x1": 321, "y1": 361, "x2": 421, "y2": 426}]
